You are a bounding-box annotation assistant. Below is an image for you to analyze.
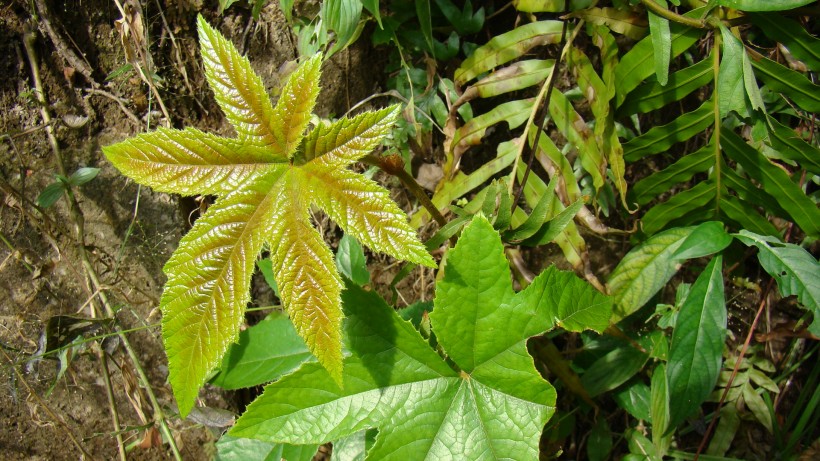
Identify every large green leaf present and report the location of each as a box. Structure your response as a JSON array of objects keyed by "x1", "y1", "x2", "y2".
[
  {"x1": 211, "y1": 312, "x2": 312, "y2": 389},
  {"x1": 667, "y1": 256, "x2": 726, "y2": 430},
  {"x1": 735, "y1": 230, "x2": 820, "y2": 336},
  {"x1": 608, "y1": 222, "x2": 728, "y2": 322},
  {"x1": 722, "y1": 130, "x2": 820, "y2": 239},
  {"x1": 232, "y1": 216, "x2": 611, "y2": 459},
  {"x1": 103, "y1": 15, "x2": 434, "y2": 416},
  {"x1": 640, "y1": 180, "x2": 716, "y2": 236},
  {"x1": 215, "y1": 434, "x2": 317, "y2": 461}
]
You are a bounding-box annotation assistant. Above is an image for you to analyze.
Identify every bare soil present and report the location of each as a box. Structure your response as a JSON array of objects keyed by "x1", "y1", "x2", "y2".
[{"x1": 0, "y1": 1, "x2": 384, "y2": 458}]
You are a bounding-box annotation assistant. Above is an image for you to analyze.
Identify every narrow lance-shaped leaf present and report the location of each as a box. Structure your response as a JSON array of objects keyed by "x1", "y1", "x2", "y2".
[
  {"x1": 667, "y1": 256, "x2": 726, "y2": 430},
  {"x1": 104, "y1": 15, "x2": 433, "y2": 416},
  {"x1": 647, "y1": 0, "x2": 671, "y2": 86},
  {"x1": 232, "y1": 216, "x2": 610, "y2": 459}
]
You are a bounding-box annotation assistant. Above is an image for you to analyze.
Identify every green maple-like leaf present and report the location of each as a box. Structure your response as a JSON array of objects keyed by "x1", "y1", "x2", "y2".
[
  {"x1": 103, "y1": 15, "x2": 434, "y2": 417},
  {"x1": 230, "y1": 216, "x2": 611, "y2": 459}
]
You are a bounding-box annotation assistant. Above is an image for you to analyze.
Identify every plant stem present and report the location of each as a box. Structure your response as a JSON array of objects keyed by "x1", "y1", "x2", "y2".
[
  {"x1": 640, "y1": 0, "x2": 708, "y2": 29},
  {"x1": 363, "y1": 154, "x2": 449, "y2": 229},
  {"x1": 23, "y1": 27, "x2": 182, "y2": 461}
]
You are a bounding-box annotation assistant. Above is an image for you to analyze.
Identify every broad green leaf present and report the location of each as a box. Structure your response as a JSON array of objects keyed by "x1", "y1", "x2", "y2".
[
  {"x1": 623, "y1": 100, "x2": 714, "y2": 162},
  {"x1": 581, "y1": 344, "x2": 648, "y2": 398},
  {"x1": 668, "y1": 256, "x2": 726, "y2": 430},
  {"x1": 721, "y1": 167, "x2": 789, "y2": 221},
  {"x1": 735, "y1": 230, "x2": 820, "y2": 336},
  {"x1": 673, "y1": 221, "x2": 732, "y2": 260},
  {"x1": 650, "y1": 364, "x2": 671, "y2": 455},
  {"x1": 332, "y1": 430, "x2": 377, "y2": 461},
  {"x1": 67, "y1": 167, "x2": 100, "y2": 186},
  {"x1": 336, "y1": 234, "x2": 370, "y2": 286},
  {"x1": 211, "y1": 312, "x2": 312, "y2": 389},
  {"x1": 232, "y1": 216, "x2": 610, "y2": 459},
  {"x1": 749, "y1": 13, "x2": 820, "y2": 71},
  {"x1": 751, "y1": 56, "x2": 820, "y2": 113},
  {"x1": 647, "y1": 0, "x2": 671, "y2": 86},
  {"x1": 362, "y1": 0, "x2": 381, "y2": 28},
  {"x1": 215, "y1": 434, "x2": 318, "y2": 461},
  {"x1": 629, "y1": 142, "x2": 713, "y2": 207},
  {"x1": 617, "y1": 56, "x2": 713, "y2": 116},
  {"x1": 615, "y1": 10, "x2": 705, "y2": 106},
  {"x1": 718, "y1": 25, "x2": 752, "y2": 119},
  {"x1": 722, "y1": 130, "x2": 820, "y2": 239},
  {"x1": 715, "y1": 0, "x2": 816, "y2": 11},
  {"x1": 324, "y1": 0, "x2": 364, "y2": 55},
  {"x1": 608, "y1": 226, "x2": 695, "y2": 322},
  {"x1": 570, "y1": 7, "x2": 647, "y2": 40},
  {"x1": 104, "y1": 16, "x2": 433, "y2": 416},
  {"x1": 37, "y1": 181, "x2": 66, "y2": 208},
  {"x1": 455, "y1": 21, "x2": 564, "y2": 85},
  {"x1": 613, "y1": 380, "x2": 652, "y2": 421},
  {"x1": 626, "y1": 428, "x2": 659, "y2": 459},
  {"x1": 766, "y1": 117, "x2": 820, "y2": 175}
]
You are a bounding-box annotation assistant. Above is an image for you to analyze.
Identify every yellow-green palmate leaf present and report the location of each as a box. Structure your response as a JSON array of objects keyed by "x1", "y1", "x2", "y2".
[{"x1": 103, "y1": 15, "x2": 434, "y2": 417}]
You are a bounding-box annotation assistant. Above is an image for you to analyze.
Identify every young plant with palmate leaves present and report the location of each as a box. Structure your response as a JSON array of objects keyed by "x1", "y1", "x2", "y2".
[{"x1": 103, "y1": 15, "x2": 434, "y2": 417}]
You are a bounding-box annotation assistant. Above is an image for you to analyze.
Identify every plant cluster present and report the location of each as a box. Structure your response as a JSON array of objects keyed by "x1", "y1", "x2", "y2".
[{"x1": 95, "y1": 0, "x2": 819, "y2": 459}]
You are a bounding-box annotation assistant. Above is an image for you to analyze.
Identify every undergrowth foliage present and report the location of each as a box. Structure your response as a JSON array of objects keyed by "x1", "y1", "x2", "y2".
[
  {"x1": 103, "y1": 15, "x2": 433, "y2": 416},
  {"x1": 98, "y1": 0, "x2": 820, "y2": 459}
]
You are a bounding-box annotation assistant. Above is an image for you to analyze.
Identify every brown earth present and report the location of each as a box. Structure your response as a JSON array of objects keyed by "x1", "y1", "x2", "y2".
[{"x1": 0, "y1": 1, "x2": 386, "y2": 458}]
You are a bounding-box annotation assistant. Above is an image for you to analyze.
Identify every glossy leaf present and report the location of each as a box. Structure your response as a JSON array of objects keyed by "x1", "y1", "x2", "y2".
[
  {"x1": 613, "y1": 380, "x2": 652, "y2": 421},
  {"x1": 751, "y1": 56, "x2": 820, "y2": 113},
  {"x1": 668, "y1": 256, "x2": 726, "y2": 430},
  {"x1": 716, "y1": 0, "x2": 816, "y2": 11},
  {"x1": 36, "y1": 182, "x2": 66, "y2": 208},
  {"x1": 608, "y1": 226, "x2": 694, "y2": 322},
  {"x1": 647, "y1": 0, "x2": 671, "y2": 86},
  {"x1": 581, "y1": 344, "x2": 648, "y2": 398},
  {"x1": 736, "y1": 230, "x2": 820, "y2": 336},
  {"x1": 232, "y1": 216, "x2": 611, "y2": 459},
  {"x1": 623, "y1": 100, "x2": 714, "y2": 162},
  {"x1": 211, "y1": 312, "x2": 312, "y2": 389},
  {"x1": 722, "y1": 130, "x2": 820, "y2": 239},
  {"x1": 104, "y1": 15, "x2": 433, "y2": 416},
  {"x1": 455, "y1": 21, "x2": 563, "y2": 85},
  {"x1": 673, "y1": 221, "x2": 732, "y2": 260}
]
